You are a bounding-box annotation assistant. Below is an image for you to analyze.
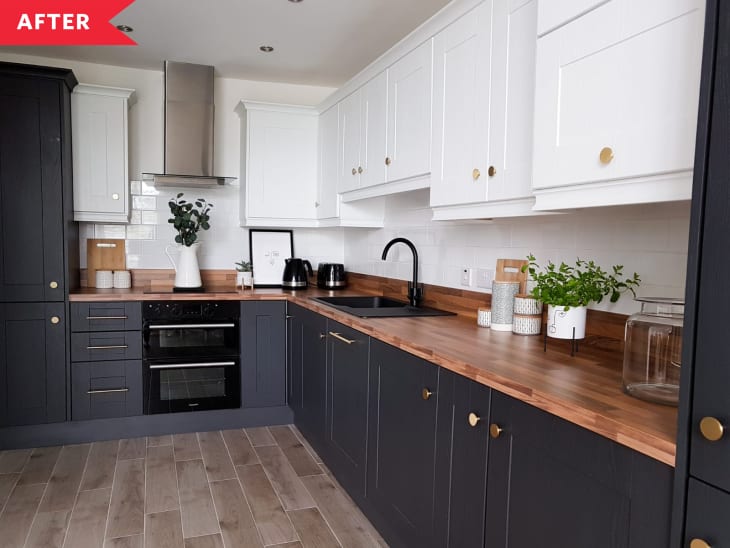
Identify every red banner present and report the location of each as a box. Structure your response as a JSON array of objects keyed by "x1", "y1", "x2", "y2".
[{"x1": 0, "y1": 0, "x2": 137, "y2": 45}]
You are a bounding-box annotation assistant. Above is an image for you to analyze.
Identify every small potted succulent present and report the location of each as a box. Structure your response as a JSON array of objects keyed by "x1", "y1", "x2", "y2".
[
  {"x1": 522, "y1": 254, "x2": 640, "y2": 339},
  {"x1": 235, "y1": 260, "x2": 253, "y2": 289}
]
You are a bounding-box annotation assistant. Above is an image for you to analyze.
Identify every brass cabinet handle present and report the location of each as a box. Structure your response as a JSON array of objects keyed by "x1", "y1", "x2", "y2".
[
  {"x1": 472, "y1": 168, "x2": 481, "y2": 180},
  {"x1": 690, "y1": 539, "x2": 711, "y2": 548},
  {"x1": 488, "y1": 166, "x2": 497, "y2": 177},
  {"x1": 489, "y1": 424, "x2": 503, "y2": 438},
  {"x1": 328, "y1": 331, "x2": 355, "y2": 345},
  {"x1": 285, "y1": 315, "x2": 294, "y2": 319},
  {"x1": 319, "y1": 333, "x2": 327, "y2": 340},
  {"x1": 422, "y1": 388, "x2": 433, "y2": 401},
  {"x1": 112, "y1": 193, "x2": 120, "y2": 200},
  {"x1": 50, "y1": 316, "x2": 60, "y2": 325},
  {"x1": 385, "y1": 157, "x2": 391, "y2": 166},
  {"x1": 699, "y1": 416, "x2": 724, "y2": 442},
  {"x1": 49, "y1": 281, "x2": 58, "y2": 289},
  {"x1": 599, "y1": 146, "x2": 614, "y2": 164},
  {"x1": 357, "y1": 166, "x2": 363, "y2": 174},
  {"x1": 86, "y1": 316, "x2": 128, "y2": 321},
  {"x1": 86, "y1": 345, "x2": 128, "y2": 350},
  {"x1": 352, "y1": 167, "x2": 357, "y2": 175},
  {"x1": 88, "y1": 388, "x2": 129, "y2": 395},
  {"x1": 468, "y1": 412, "x2": 481, "y2": 427}
]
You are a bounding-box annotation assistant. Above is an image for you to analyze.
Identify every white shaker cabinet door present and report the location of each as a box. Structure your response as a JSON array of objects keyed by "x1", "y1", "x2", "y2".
[
  {"x1": 72, "y1": 85, "x2": 134, "y2": 223},
  {"x1": 317, "y1": 105, "x2": 340, "y2": 220},
  {"x1": 337, "y1": 89, "x2": 362, "y2": 193},
  {"x1": 430, "y1": 1, "x2": 493, "y2": 208},
  {"x1": 359, "y1": 71, "x2": 388, "y2": 189},
  {"x1": 533, "y1": 0, "x2": 704, "y2": 195},
  {"x1": 386, "y1": 40, "x2": 433, "y2": 183}
]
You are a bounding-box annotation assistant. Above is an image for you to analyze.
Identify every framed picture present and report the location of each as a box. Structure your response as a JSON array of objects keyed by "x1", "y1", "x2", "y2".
[{"x1": 249, "y1": 229, "x2": 294, "y2": 287}]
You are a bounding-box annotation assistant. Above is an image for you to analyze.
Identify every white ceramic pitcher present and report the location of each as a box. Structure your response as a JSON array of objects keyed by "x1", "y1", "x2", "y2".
[{"x1": 165, "y1": 243, "x2": 202, "y2": 288}]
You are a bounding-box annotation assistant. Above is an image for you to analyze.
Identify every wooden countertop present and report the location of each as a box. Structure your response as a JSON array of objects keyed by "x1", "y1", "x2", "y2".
[{"x1": 70, "y1": 287, "x2": 678, "y2": 466}]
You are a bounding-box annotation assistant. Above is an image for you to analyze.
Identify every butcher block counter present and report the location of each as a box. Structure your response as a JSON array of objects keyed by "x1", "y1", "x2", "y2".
[{"x1": 70, "y1": 286, "x2": 678, "y2": 466}]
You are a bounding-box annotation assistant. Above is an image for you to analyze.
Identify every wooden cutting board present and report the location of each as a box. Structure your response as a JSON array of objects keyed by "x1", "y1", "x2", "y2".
[
  {"x1": 495, "y1": 258, "x2": 529, "y2": 294},
  {"x1": 87, "y1": 239, "x2": 126, "y2": 287}
]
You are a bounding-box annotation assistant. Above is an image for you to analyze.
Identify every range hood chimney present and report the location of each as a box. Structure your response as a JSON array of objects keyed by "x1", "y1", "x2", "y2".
[{"x1": 143, "y1": 61, "x2": 234, "y2": 187}]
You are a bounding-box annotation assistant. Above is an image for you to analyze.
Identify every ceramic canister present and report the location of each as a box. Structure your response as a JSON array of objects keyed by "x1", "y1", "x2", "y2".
[
  {"x1": 477, "y1": 307, "x2": 491, "y2": 328},
  {"x1": 513, "y1": 294, "x2": 543, "y2": 316},
  {"x1": 95, "y1": 270, "x2": 113, "y2": 289},
  {"x1": 512, "y1": 314, "x2": 542, "y2": 336},
  {"x1": 491, "y1": 281, "x2": 520, "y2": 331}
]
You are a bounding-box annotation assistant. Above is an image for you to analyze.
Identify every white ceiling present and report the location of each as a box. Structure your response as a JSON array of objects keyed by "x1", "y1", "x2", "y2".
[{"x1": 1, "y1": 0, "x2": 451, "y2": 87}]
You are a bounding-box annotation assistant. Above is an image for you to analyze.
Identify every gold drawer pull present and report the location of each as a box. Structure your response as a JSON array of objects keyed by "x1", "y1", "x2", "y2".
[
  {"x1": 49, "y1": 281, "x2": 58, "y2": 289},
  {"x1": 690, "y1": 539, "x2": 711, "y2": 548},
  {"x1": 699, "y1": 416, "x2": 724, "y2": 442},
  {"x1": 422, "y1": 388, "x2": 433, "y2": 401},
  {"x1": 88, "y1": 388, "x2": 129, "y2": 395},
  {"x1": 328, "y1": 332, "x2": 355, "y2": 345},
  {"x1": 468, "y1": 412, "x2": 481, "y2": 427},
  {"x1": 385, "y1": 157, "x2": 391, "y2": 166},
  {"x1": 319, "y1": 333, "x2": 327, "y2": 339},
  {"x1": 352, "y1": 167, "x2": 357, "y2": 175},
  {"x1": 472, "y1": 168, "x2": 481, "y2": 180},
  {"x1": 86, "y1": 316, "x2": 128, "y2": 320},
  {"x1": 489, "y1": 424, "x2": 503, "y2": 438},
  {"x1": 50, "y1": 316, "x2": 61, "y2": 324},
  {"x1": 488, "y1": 166, "x2": 497, "y2": 177},
  {"x1": 599, "y1": 147, "x2": 614, "y2": 164},
  {"x1": 86, "y1": 345, "x2": 128, "y2": 350}
]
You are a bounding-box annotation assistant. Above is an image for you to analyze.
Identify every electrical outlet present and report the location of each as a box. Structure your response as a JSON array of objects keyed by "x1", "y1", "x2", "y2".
[
  {"x1": 461, "y1": 267, "x2": 474, "y2": 287},
  {"x1": 477, "y1": 268, "x2": 495, "y2": 289}
]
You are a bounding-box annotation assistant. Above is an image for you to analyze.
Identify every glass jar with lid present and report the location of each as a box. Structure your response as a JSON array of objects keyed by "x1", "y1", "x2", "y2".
[{"x1": 622, "y1": 297, "x2": 684, "y2": 406}]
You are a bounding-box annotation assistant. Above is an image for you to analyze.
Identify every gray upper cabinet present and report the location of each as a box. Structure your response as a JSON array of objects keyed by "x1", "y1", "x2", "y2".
[{"x1": 0, "y1": 64, "x2": 78, "y2": 302}]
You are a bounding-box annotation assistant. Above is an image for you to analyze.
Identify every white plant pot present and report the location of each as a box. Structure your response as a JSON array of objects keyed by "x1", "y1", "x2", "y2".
[
  {"x1": 165, "y1": 243, "x2": 202, "y2": 288},
  {"x1": 547, "y1": 305, "x2": 587, "y2": 340},
  {"x1": 237, "y1": 271, "x2": 252, "y2": 288}
]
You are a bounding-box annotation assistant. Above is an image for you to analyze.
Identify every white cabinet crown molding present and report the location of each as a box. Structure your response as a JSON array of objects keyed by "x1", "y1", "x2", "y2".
[
  {"x1": 238, "y1": 100, "x2": 318, "y2": 116},
  {"x1": 74, "y1": 83, "x2": 136, "y2": 105}
]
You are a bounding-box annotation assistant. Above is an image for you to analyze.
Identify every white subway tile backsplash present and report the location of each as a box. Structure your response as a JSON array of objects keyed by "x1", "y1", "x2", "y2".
[
  {"x1": 130, "y1": 180, "x2": 141, "y2": 195},
  {"x1": 95, "y1": 224, "x2": 126, "y2": 239},
  {"x1": 132, "y1": 196, "x2": 157, "y2": 210},
  {"x1": 141, "y1": 181, "x2": 160, "y2": 196},
  {"x1": 141, "y1": 211, "x2": 158, "y2": 225},
  {"x1": 125, "y1": 225, "x2": 156, "y2": 240},
  {"x1": 129, "y1": 210, "x2": 142, "y2": 224}
]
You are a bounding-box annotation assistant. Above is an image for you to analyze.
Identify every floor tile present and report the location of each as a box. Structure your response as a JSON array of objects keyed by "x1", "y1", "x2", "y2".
[
  {"x1": 255, "y1": 445, "x2": 316, "y2": 511},
  {"x1": 269, "y1": 426, "x2": 322, "y2": 477},
  {"x1": 106, "y1": 458, "x2": 145, "y2": 539},
  {"x1": 146, "y1": 445, "x2": 179, "y2": 514},
  {"x1": 64, "y1": 487, "x2": 112, "y2": 548},
  {"x1": 0, "y1": 482, "x2": 46, "y2": 548},
  {"x1": 0, "y1": 473, "x2": 19, "y2": 512},
  {"x1": 104, "y1": 534, "x2": 143, "y2": 548},
  {"x1": 25, "y1": 509, "x2": 70, "y2": 548},
  {"x1": 290, "y1": 426, "x2": 323, "y2": 465},
  {"x1": 221, "y1": 429, "x2": 258, "y2": 466},
  {"x1": 172, "y1": 434, "x2": 201, "y2": 462},
  {"x1": 148, "y1": 435, "x2": 173, "y2": 448},
  {"x1": 118, "y1": 438, "x2": 146, "y2": 460},
  {"x1": 80, "y1": 440, "x2": 119, "y2": 491},
  {"x1": 245, "y1": 427, "x2": 276, "y2": 447},
  {"x1": 39, "y1": 444, "x2": 91, "y2": 512},
  {"x1": 237, "y1": 464, "x2": 297, "y2": 545},
  {"x1": 176, "y1": 460, "x2": 218, "y2": 539},
  {"x1": 197, "y1": 431, "x2": 236, "y2": 481},
  {"x1": 0, "y1": 449, "x2": 32, "y2": 474},
  {"x1": 209, "y1": 478, "x2": 263, "y2": 548},
  {"x1": 182, "y1": 534, "x2": 223, "y2": 548},
  {"x1": 145, "y1": 509, "x2": 184, "y2": 548},
  {"x1": 17, "y1": 446, "x2": 62, "y2": 486},
  {"x1": 287, "y1": 507, "x2": 341, "y2": 548}
]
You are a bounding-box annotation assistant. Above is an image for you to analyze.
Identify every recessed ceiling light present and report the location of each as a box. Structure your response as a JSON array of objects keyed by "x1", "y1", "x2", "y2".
[
  {"x1": 116, "y1": 24, "x2": 134, "y2": 33},
  {"x1": 259, "y1": 46, "x2": 274, "y2": 53},
  {"x1": 288, "y1": 0, "x2": 304, "y2": 3}
]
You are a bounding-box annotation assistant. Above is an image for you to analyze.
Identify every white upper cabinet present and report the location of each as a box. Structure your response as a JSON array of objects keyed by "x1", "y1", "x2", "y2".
[
  {"x1": 338, "y1": 89, "x2": 362, "y2": 193},
  {"x1": 386, "y1": 40, "x2": 433, "y2": 184},
  {"x1": 537, "y1": 0, "x2": 607, "y2": 36},
  {"x1": 532, "y1": 0, "x2": 705, "y2": 210},
  {"x1": 72, "y1": 84, "x2": 135, "y2": 223},
  {"x1": 238, "y1": 102, "x2": 319, "y2": 227},
  {"x1": 431, "y1": 0, "x2": 540, "y2": 219},
  {"x1": 317, "y1": 104, "x2": 340, "y2": 220}
]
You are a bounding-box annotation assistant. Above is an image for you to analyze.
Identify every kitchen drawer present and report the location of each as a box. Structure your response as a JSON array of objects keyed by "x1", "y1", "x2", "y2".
[
  {"x1": 71, "y1": 331, "x2": 142, "y2": 362},
  {"x1": 72, "y1": 360, "x2": 142, "y2": 420},
  {"x1": 71, "y1": 302, "x2": 142, "y2": 332}
]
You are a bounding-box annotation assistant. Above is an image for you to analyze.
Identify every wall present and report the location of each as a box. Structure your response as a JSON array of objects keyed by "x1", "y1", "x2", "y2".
[
  {"x1": 0, "y1": 52, "x2": 345, "y2": 272},
  {"x1": 344, "y1": 190, "x2": 691, "y2": 315}
]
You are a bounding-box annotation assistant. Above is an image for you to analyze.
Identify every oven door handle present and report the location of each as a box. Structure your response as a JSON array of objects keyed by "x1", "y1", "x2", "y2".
[
  {"x1": 147, "y1": 323, "x2": 236, "y2": 330},
  {"x1": 148, "y1": 361, "x2": 236, "y2": 370}
]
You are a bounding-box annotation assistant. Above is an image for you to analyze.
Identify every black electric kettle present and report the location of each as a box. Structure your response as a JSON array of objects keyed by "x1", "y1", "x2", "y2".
[{"x1": 282, "y1": 258, "x2": 313, "y2": 289}]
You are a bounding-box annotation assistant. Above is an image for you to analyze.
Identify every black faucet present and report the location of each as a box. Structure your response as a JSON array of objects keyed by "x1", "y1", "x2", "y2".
[{"x1": 381, "y1": 237, "x2": 423, "y2": 307}]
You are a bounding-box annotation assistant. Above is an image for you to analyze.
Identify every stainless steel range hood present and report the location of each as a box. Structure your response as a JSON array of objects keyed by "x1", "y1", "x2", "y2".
[{"x1": 143, "y1": 61, "x2": 235, "y2": 187}]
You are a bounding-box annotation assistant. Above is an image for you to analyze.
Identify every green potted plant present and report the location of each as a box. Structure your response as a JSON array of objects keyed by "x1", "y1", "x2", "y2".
[
  {"x1": 164, "y1": 193, "x2": 213, "y2": 289},
  {"x1": 522, "y1": 254, "x2": 640, "y2": 339},
  {"x1": 235, "y1": 260, "x2": 253, "y2": 288}
]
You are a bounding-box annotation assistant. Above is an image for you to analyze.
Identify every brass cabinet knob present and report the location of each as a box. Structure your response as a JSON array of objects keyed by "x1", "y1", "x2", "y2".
[
  {"x1": 599, "y1": 147, "x2": 614, "y2": 164},
  {"x1": 358, "y1": 166, "x2": 363, "y2": 174},
  {"x1": 472, "y1": 168, "x2": 481, "y2": 180},
  {"x1": 699, "y1": 416, "x2": 724, "y2": 441},
  {"x1": 319, "y1": 333, "x2": 327, "y2": 340},
  {"x1": 112, "y1": 193, "x2": 120, "y2": 200},
  {"x1": 488, "y1": 166, "x2": 497, "y2": 177},
  {"x1": 690, "y1": 539, "x2": 711, "y2": 548},
  {"x1": 352, "y1": 167, "x2": 357, "y2": 175},
  {"x1": 468, "y1": 412, "x2": 481, "y2": 427},
  {"x1": 50, "y1": 316, "x2": 60, "y2": 325},
  {"x1": 422, "y1": 388, "x2": 433, "y2": 401},
  {"x1": 489, "y1": 424, "x2": 503, "y2": 439},
  {"x1": 385, "y1": 157, "x2": 391, "y2": 166},
  {"x1": 49, "y1": 281, "x2": 58, "y2": 289}
]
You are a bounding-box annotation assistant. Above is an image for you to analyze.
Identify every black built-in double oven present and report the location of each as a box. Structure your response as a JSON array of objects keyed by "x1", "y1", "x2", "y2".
[{"x1": 142, "y1": 301, "x2": 240, "y2": 414}]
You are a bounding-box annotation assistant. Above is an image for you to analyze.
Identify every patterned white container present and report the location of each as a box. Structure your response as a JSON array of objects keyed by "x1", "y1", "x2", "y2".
[
  {"x1": 491, "y1": 281, "x2": 520, "y2": 331},
  {"x1": 512, "y1": 314, "x2": 542, "y2": 336},
  {"x1": 113, "y1": 270, "x2": 132, "y2": 289},
  {"x1": 95, "y1": 270, "x2": 113, "y2": 289},
  {"x1": 477, "y1": 308, "x2": 491, "y2": 328},
  {"x1": 513, "y1": 294, "x2": 543, "y2": 316}
]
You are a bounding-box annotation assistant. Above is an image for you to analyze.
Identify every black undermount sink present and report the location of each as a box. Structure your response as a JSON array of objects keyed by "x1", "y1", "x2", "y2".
[{"x1": 312, "y1": 295, "x2": 455, "y2": 318}]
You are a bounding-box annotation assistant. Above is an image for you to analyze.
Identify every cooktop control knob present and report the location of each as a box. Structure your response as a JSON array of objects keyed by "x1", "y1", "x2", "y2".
[
  {"x1": 202, "y1": 303, "x2": 217, "y2": 319},
  {"x1": 169, "y1": 303, "x2": 183, "y2": 318},
  {"x1": 147, "y1": 303, "x2": 162, "y2": 317}
]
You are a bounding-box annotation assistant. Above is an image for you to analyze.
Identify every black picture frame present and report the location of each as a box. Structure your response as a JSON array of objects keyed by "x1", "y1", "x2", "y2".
[{"x1": 248, "y1": 229, "x2": 294, "y2": 288}]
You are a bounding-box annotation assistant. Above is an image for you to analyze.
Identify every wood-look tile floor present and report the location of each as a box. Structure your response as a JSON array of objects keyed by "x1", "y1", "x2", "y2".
[{"x1": 0, "y1": 426, "x2": 388, "y2": 548}]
